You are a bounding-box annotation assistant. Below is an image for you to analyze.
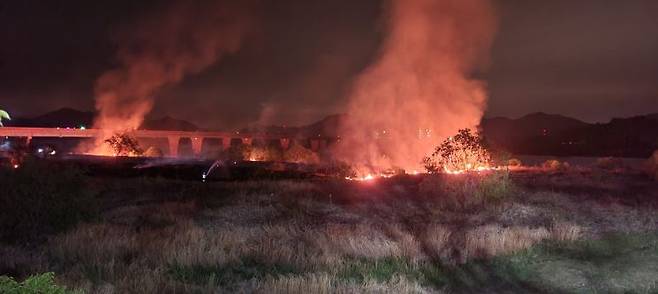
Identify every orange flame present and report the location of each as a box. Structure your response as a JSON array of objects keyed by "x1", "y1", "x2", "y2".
[
  {"x1": 344, "y1": 170, "x2": 423, "y2": 182},
  {"x1": 334, "y1": 0, "x2": 497, "y2": 174}
]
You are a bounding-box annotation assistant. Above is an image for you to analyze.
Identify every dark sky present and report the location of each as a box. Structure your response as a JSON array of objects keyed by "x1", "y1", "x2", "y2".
[{"x1": 1, "y1": 0, "x2": 657, "y2": 129}]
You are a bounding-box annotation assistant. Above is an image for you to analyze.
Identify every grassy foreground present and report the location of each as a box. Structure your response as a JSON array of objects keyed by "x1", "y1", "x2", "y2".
[{"x1": 1, "y1": 161, "x2": 657, "y2": 293}]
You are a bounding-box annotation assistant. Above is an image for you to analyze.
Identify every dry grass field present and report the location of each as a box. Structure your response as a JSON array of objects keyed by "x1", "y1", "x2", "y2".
[{"x1": 1, "y1": 160, "x2": 658, "y2": 293}]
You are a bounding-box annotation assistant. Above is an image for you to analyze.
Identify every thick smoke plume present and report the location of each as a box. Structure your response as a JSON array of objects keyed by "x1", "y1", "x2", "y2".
[
  {"x1": 335, "y1": 0, "x2": 497, "y2": 173},
  {"x1": 86, "y1": 0, "x2": 253, "y2": 155}
]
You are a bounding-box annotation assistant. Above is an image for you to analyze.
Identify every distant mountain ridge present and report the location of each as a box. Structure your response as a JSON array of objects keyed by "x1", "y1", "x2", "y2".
[
  {"x1": 246, "y1": 111, "x2": 657, "y2": 157},
  {"x1": 479, "y1": 112, "x2": 658, "y2": 157},
  {"x1": 240, "y1": 114, "x2": 347, "y2": 138},
  {"x1": 6, "y1": 108, "x2": 200, "y2": 131},
  {"x1": 6, "y1": 108, "x2": 658, "y2": 157}
]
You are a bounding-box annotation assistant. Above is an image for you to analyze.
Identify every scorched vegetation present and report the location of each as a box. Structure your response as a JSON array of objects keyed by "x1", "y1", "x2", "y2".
[{"x1": 0, "y1": 157, "x2": 657, "y2": 293}]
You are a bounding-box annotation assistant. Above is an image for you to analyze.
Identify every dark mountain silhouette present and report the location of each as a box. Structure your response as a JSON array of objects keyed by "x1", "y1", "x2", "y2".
[
  {"x1": 481, "y1": 113, "x2": 589, "y2": 154},
  {"x1": 579, "y1": 115, "x2": 658, "y2": 157},
  {"x1": 7, "y1": 107, "x2": 94, "y2": 128},
  {"x1": 479, "y1": 112, "x2": 658, "y2": 157},
  {"x1": 6, "y1": 108, "x2": 657, "y2": 157},
  {"x1": 6, "y1": 108, "x2": 200, "y2": 131},
  {"x1": 241, "y1": 114, "x2": 348, "y2": 139},
  {"x1": 483, "y1": 112, "x2": 589, "y2": 138},
  {"x1": 298, "y1": 114, "x2": 346, "y2": 138},
  {"x1": 299, "y1": 112, "x2": 657, "y2": 157}
]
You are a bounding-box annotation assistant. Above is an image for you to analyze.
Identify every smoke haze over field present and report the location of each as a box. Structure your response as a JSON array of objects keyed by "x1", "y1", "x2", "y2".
[
  {"x1": 86, "y1": 0, "x2": 254, "y2": 154},
  {"x1": 335, "y1": 0, "x2": 497, "y2": 172},
  {"x1": 1, "y1": 1, "x2": 657, "y2": 129}
]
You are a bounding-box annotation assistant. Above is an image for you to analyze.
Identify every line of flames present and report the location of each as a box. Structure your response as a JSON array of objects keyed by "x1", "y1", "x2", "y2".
[
  {"x1": 344, "y1": 170, "x2": 422, "y2": 181},
  {"x1": 344, "y1": 165, "x2": 498, "y2": 182}
]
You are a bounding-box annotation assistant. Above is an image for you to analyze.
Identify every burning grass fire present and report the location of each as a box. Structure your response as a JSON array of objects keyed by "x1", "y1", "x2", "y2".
[
  {"x1": 344, "y1": 129, "x2": 495, "y2": 181},
  {"x1": 344, "y1": 170, "x2": 425, "y2": 182},
  {"x1": 344, "y1": 173, "x2": 393, "y2": 182},
  {"x1": 334, "y1": 0, "x2": 497, "y2": 175},
  {"x1": 4, "y1": 0, "x2": 658, "y2": 291}
]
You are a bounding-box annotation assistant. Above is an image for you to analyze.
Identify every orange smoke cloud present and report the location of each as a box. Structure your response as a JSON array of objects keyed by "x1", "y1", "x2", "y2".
[
  {"x1": 86, "y1": 0, "x2": 254, "y2": 155},
  {"x1": 335, "y1": 0, "x2": 497, "y2": 172}
]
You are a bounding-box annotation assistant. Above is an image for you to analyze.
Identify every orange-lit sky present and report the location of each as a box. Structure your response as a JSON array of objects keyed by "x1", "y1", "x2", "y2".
[{"x1": 1, "y1": 0, "x2": 657, "y2": 128}]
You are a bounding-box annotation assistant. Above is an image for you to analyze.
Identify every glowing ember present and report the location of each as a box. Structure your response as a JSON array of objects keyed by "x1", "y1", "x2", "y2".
[
  {"x1": 345, "y1": 173, "x2": 384, "y2": 182},
  {"x1": 343, "y1": 168, "x2": 429, "y2": 182},
  {"x1": 439, "y1": 148, "x2": 493, "y2": 174},
  {"x1": 443, "y1": 165, "x2": 495, "y2": 175}
]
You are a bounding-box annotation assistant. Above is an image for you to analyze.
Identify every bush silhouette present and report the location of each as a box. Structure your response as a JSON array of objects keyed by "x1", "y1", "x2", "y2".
[{"x1": 423, "y1": 129, "x2": 492, "y2": 173}]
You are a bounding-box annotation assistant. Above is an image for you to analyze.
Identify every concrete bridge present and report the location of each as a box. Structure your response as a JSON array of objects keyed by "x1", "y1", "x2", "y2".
[{"x1": 0, "y1": 127, "x2": 329, "y2": 156}]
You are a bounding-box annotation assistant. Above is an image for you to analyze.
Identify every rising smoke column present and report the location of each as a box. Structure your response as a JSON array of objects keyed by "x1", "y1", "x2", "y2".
[
  {"x1": 87, "y1": 0, "x2": 254, "y2": 154},
  {"x1": 335, "y1": 0, "x2": 497, "y2": 172}
]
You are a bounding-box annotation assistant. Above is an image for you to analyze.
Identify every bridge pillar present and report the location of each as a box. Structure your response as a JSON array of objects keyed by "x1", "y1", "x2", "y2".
[
  {"x1": 168, "y1": 136, "x2": 180, "y2": 157},
  {"x1": 241, "y1": 138, "x2": 253, "y2": 146},
  {"x1": 279, "y1": 138, "x2": 290, "y2": 150},
  {"x1": 310, "y1": 139, "x2": 320, "y2": 152},
  {"x1": 222, "y1": 138, "x2": 232, "y2": 151},
  {"x1": 191, "y1": 137, "x2": 204, "y2": 156},
  {"x1": 26, "y1": 136, "x2": 32, "y2": 147}
]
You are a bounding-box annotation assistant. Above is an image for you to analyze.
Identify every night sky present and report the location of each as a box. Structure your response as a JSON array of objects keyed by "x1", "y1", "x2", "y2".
[{"x1": 1, "y1": 0, "x2": 657, "y2": 129}]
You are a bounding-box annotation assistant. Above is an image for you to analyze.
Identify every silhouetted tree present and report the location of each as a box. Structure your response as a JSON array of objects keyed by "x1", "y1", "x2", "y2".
[
  {"x1": 423, "y1": 129, "x2": 492, "y2": 173},
  {"x1": 105, "y1": 133, "x2": 143, "y2": 156}
]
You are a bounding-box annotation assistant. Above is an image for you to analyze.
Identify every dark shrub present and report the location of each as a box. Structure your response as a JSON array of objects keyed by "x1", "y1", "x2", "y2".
[
  {"x1": 0, "y1": 160, "x2": 98, "y2": 243},
  {"x1": 228, "y1": 144, "x2": 251, "y2": 161},
  {"x1": 423, "y1": 129, "x2": 492, "y2": 173},
  {"x1": 542, "y1": 159, "x2": 570, "y2": 171},
  {"x1": 595, "y1": 157, "x2": 624, "y2": 170},
  {"x1": 646, "y1": 150, "x2": 658, "y2": 181},
  {"x1": 283, "y1": 143, "x2": 320, "y2": 164},
  {"x1": 213, "y1": 144, "x2": 286, "y2": 162},
  {"x1": 105, "y1": 133, "x2": 143, "y2": 156}
]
